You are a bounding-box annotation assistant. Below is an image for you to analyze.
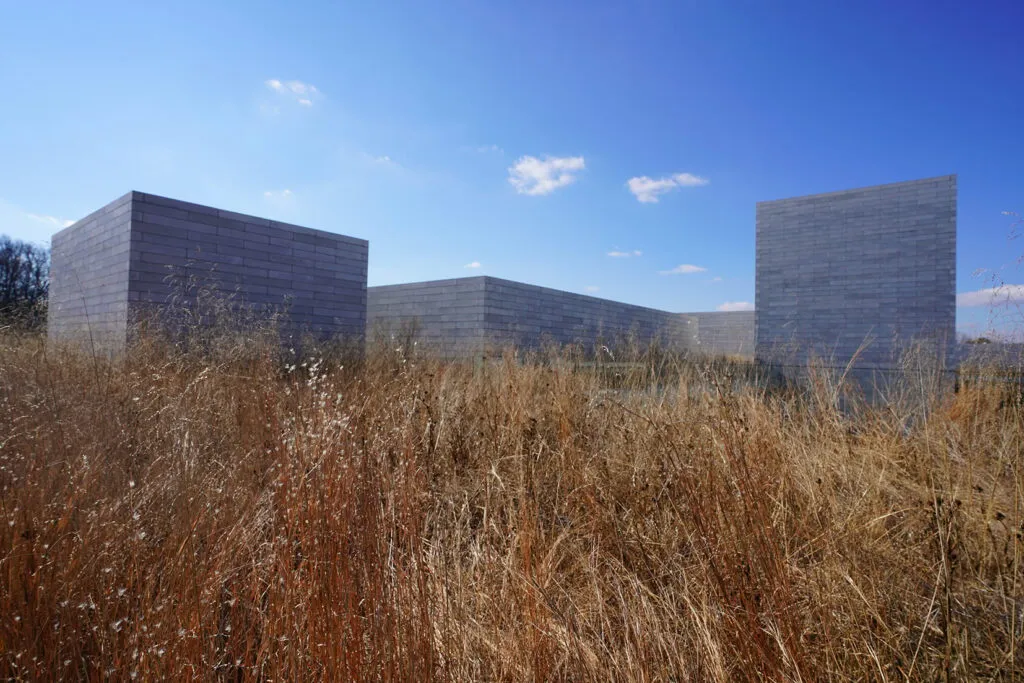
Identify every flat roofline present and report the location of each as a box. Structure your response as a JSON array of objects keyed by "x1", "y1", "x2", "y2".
[
  {"x1": 55, "y1": 190, "x2": 368, "y2": 245},
  {"x1": 756, "y1": 174, "x2": 956, "y2": 206},
  {"x1": 371, "y1": 275, "x2": 668, "y2": 313},
  {"x1": 135, "y1": 191, "x2": 368, "y2": 245}
]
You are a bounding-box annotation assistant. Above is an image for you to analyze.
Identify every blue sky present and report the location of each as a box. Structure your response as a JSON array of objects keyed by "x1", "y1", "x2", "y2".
[{"x1": 1, "y1": 1, "x2": 1022, "y2": 336}]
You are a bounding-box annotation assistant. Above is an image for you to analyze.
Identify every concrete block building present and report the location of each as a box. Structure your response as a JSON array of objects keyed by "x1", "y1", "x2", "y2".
[
  {"x1": 48, "y1": 174, "x2": 956, "y2": 368},
  {"x1": 368, "y1": 276, "x2": 699, "y2": 356},
  {"x1": 48, "y1": 191, "x2": 368, "y2": 351},
  {"x1": 755, "y1": 175, "x2": 956, "y2": 370}
]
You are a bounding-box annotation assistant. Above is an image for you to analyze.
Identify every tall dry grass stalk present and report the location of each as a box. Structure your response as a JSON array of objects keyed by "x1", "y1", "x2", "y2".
[{"x1": 1, "y1": 328, "x2": 1022, "y2": 680}]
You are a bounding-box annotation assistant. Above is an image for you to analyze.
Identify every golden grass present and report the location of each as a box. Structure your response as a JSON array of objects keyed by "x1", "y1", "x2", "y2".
[{"x1": 0, "y1": 331, "x2": 1021, "y2": 680}]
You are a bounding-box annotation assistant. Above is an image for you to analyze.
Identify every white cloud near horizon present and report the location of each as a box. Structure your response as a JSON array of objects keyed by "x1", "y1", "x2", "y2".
[
  {"x1": 263, "y1": 189, "x2": 294, "y2": 200},
  {"x1": 464, "y1": 261, "x2": 482, "y2": 269},
  {"x1": 659, "y1": 264, "x2": 707, "y2": 275},
  {"x1": 26, "y1": 213, "x2": 74, "y2": 228},
  {"x1": 0, "y1": 200, "x2": 73, "y2": 246},
  {"x1": 957, "y1": 285, "x2": 1024, "y2": 307},
  {"x1": 627, "y1": 172, "x2": 709, "y2": 203},
  {"x1": 585, "y1": 285, "x2": 600, "y2": 292},
  {"x1": 508, "y1": 155, "x2": 585, "y2": 196},
  {"x1": 607, "y1": 249, "x2": 642, "y2": 258},
  {"x1": 265, "y1": 79, "x2": 321, "y2": 106},
  {"x1": 717, "y1": 301, "x2": 755, "y2": 312}
]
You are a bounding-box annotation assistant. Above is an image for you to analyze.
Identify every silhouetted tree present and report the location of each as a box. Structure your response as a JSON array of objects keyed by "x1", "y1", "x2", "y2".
[{"x1": 0, "y1": 235, "x2": 49, "y2": 331}]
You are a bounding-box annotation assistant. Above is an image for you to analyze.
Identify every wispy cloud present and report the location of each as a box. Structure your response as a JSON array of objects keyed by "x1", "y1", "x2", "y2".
[
  {"x1": 361, "y1": 153, "x2": 400, "y2": 167},
  {"x1": 627, "y1": 172, "x2": 709, "y2": 203},
  {"x1": 717, "y1": 301, "x2": 754, "y2": 312},
  {"x1": 27, "y1": 213, "x2": 74, "y2": 228},
  {"x1": 659, "y1": 264, "x2": 707, "y2": 275},
  {"x1": 0, "y1": 200, "x2": 71, "y2": 245},
  {"x1": 464, "y1": 261, "x2": 482, "y2": 269},
  {"x1": 607, "y1": 249, "x2": 642, "y2": 258},
  {"x1": 585, "y1": 286, "x2": 600, "y2": 293},
  {"x1": 709, "y1": 276, "x2": 723, "y2": 283},
  {"x1": 265, "y1": 79, "x2": 321, "y2": 106},
  {"x1": 957, "y1": 285, "x2": 1024, "y2": 307},
  {"x1": 459, "y1": 144, "x2": 504, "y2": 156},
  {"x1": 263, "y1": 189, "x2": 294, "y2": 200},
  {"x1": 508, "y1": 155, "x2": 585, "y2": 196}
]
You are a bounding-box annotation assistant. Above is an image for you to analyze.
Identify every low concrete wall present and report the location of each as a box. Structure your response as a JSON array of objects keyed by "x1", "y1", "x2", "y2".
[
  {"x1": 686, "y1": 311, "x2": 755, "y2": 358},
  {"x1": 367, "y1": 277, "x2": 487, "y2": 355},
  {"x1": 369, "y1": 276, "x2": 702, "y2": 356},
  {"x1": 482, "y1": 277, "x2": 696, "y2": 351}
]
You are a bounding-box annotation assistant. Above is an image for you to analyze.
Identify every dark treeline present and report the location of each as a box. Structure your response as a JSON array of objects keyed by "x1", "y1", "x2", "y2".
[{"x1": 0, "y1": 235, "x2": 49, "y2": 331}]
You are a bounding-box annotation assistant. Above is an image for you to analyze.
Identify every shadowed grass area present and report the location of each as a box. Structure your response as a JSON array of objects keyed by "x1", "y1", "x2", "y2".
[{"x1": 1, "y1": 328, "x2": 1022, "y2": 680}]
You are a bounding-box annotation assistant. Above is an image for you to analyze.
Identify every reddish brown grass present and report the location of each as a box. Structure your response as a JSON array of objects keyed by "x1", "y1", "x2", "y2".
[{"x1": 0, "y1": 333, "x2": 1021, "y2": 680}]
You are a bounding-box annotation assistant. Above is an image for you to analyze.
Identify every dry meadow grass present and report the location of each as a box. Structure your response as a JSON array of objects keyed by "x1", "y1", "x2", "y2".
[{"x1": 0, "y1": 328, "x2": 1022, "y2": 680}]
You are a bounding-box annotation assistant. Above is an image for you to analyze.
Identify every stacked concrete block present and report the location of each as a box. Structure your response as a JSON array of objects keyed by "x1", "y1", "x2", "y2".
[
  {"x1": 51, "y1": 176, "x2": 956, "y2": 365},
  {"x1": 49, "y1": 191, "x2": 368, "y2": 351},
  {"x1": 755, "y1": 175, "x2": 956, "y2": 370},
  {"x1": 687, "y1": 312, "x2": 755, "y2": 357}
]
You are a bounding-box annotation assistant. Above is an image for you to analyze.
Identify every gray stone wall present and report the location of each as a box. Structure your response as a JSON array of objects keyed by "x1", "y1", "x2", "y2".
[
  {"x1": 687, "y1": 311, "x2": 755, "y2": 357},
  {"x1": 48, "y1": 192, "x2": 134, "y2": 351},
  {"x1": 755, "y1": 175, "x2": 957, "y2": 370},
  {"x1": 48, "y1": 192, "x2": 368, "y2": 349}
]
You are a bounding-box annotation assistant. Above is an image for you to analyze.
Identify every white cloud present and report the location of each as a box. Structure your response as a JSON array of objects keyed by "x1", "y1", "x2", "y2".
[
  {"x1": 464, "y1": 261, "x2": 482, "y2": 269},
  {"x1": 709, "y1": 276, "x2": 723, "y2": 283},
  {"x1": 508, "y1": 155, "x2": 585, "y2": 196},
  {"x1": 265, "y1": 79, "x2": 321, "y2": 106},
  {"x1": 659, "y1": 264, "x2": 707, "y2": 275},
  {"x1": 607, "y1": 249, "x2": 642, "y2": 258},
  {"x1": 361, "y1": 153, "x2": 400, "y2": 167},
  {"x1": 627, "y1": 172, "x2": 709, "y2": 203},
  {"x1": 0, "y1": 200, "x2": 71, "y2": 245},
  {"x1": 263, "y1": 189, "x2": 294, "y2": 200},
  {"x1": 957, "y1": 285, "x2": 1024, "y2": 307},
  {"x1": 717, "y1": 301, "x2": 754, "y2": 312},
  {"x1": 27, "y1": 213, "x2": 74, "y2": 228},
  {"x1": 460, "y1": 144, "x2": 504, "y2": 155},
  {"x1": 585, "y1": 286, "x2": 600, "y2": 293}
]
